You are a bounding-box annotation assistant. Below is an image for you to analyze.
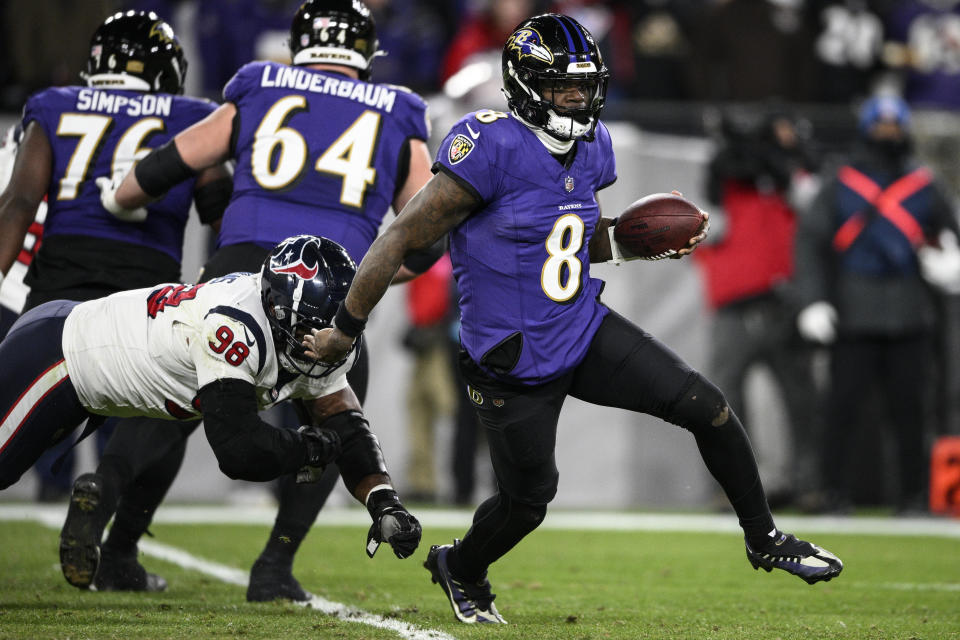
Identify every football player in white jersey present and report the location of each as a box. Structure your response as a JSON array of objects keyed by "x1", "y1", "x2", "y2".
[{"x1": 0, "y1": 235, "x2": 422, "y2": 587}]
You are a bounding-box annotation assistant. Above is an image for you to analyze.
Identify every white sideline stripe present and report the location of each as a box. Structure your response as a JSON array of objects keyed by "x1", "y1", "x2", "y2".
[
  {"x1": 2, "y1": 504, "x2": 958, "y2": 538},
  {"x1": 873, "y1": 582, "x2": 960, "y2": 592},
  {"x1": 27, "y1": 515, "x2": 456, "y2": 640},
  {"x1": 133, "y1": 539, "x2": 456, "y2": 640},
  {"x1": 138, "y1": 539, "x2": 248, "y2": 587},
  {"x1": 0, "y1": 360, "x2": 69, "y2": 448}
]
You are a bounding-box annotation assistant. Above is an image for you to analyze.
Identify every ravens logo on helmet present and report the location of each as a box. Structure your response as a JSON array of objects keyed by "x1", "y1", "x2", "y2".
[
  {"x1": 501, "y1": 14, "x2": 609, "y2": 142},
  {"x1": 83, "y1": 10, "x2": 187, "y2": 95}
]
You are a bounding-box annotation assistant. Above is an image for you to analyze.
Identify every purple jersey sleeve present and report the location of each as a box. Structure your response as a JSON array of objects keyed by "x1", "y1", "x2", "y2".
[
  {"x1": 22, "y1": 92, "x2": 53, "y2": 144},
  {"x1": 433, "y1": 112, "x2": 501, "y2": 203},
  {"x1": 594, "y1": 121, "x2": 617, "y2": 190},
  {"x1": 391, "y1": 86, "x2": 430, "y2": 142},
  {"x1": 222, "y1": 61, "x2": 263, "y2": 105}
]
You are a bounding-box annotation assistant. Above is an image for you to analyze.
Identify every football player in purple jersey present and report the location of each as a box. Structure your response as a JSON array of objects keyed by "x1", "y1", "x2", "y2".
[
  {"x1": 306, "y1": 13, "x2": 844, "y2": 624},
  {"x1": 90, "y1": 0, "x2": 442, "y2": 602},
  {"x1": 0, "y1": 10, "x2": 232, "y2": 591}
]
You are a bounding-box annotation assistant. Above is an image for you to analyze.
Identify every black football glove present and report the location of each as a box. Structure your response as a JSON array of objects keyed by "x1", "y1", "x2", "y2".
[
  {"x1": 296, "y1": 425, "x2": 341, "y2": 484},
  {"x1": 365, "y1": 488, "x2": 421, "y2": 559}
]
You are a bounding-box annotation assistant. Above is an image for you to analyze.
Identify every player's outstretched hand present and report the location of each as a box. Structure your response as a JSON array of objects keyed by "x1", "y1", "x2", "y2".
[
  {"x1": 303, "y1": 326, "x2": 354, "y2": 363},
  {"x1": 96, "y1": 174, "x2": 148, "y2": 222},
  {"x1": 365, "y1": 487, "x2": 422, "y2": 559}
]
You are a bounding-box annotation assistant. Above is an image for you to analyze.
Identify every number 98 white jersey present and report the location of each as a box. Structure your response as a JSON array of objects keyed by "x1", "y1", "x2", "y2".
[{"x1": 61, "y1": 273, "x2": 350, "y2": 420}]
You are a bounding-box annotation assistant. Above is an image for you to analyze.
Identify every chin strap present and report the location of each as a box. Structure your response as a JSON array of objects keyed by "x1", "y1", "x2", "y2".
[
  {"x1": 544, "y1": 109, "x2": 591, "y2": 141},
  {"x1": 514, "y1": 112, "x2": 575, "y2": 154}
]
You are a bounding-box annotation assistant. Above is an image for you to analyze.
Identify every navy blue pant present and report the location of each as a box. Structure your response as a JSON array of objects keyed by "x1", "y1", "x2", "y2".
[
  {"x1": 22, "y1": 288, "x2": 119, "y2": 496},
  {"x1": 0, "y1": 301, "x2": 93, "y2": 490}
]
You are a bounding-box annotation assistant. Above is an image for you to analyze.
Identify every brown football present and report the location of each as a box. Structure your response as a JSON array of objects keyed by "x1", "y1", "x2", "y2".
[{"x1": 613, "y1": 193, "x2": 704, "y2": 258}]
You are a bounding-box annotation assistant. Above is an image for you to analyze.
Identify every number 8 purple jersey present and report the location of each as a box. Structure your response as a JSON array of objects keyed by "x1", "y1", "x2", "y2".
[
  {"x1": 434, "y1": 110, "x2": 617, "y2": 384},
  {"x1": 218, "y1": 61, "x2": 430, "y2": 262}
]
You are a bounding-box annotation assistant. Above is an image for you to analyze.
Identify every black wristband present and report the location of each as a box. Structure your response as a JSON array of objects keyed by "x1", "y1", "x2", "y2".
[
  {"x1": 135, "y1": 140, "x2": 197, "y2": 198},
  {"x1": 334, "y1": 303, "x2": 367, "y2": 338},
  {"x1": 366, "y1": 487, "x2": 402, "y2": 519}
]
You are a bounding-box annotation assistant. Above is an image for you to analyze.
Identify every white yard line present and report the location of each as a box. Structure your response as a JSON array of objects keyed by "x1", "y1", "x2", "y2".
[
  {"x1": 16, "y1": 507, "x2": 456, "y2": 640},
  {"x1": 870, "y1": 582, "x2": 960, "y2": 592},
  {"x1": 135, "y1": 539, "x2": 456, "y2": 640}
]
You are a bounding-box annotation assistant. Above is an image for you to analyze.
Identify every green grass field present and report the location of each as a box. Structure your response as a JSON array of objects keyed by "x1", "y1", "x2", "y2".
[{"x1": 1, "y1": 511, "x2": 958, "y2": 640}]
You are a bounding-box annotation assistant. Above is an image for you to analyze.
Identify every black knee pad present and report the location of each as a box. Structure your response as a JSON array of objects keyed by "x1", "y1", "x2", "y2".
[
  {"x1": 501, "y1": 494, "x2": 547, "y2": 534},
  {"x1": 667, "y1": 373, "x2": 734, "y2": 434},
  {"x1": 499, "y1": 462, "x2": 559, "y2": 506}
]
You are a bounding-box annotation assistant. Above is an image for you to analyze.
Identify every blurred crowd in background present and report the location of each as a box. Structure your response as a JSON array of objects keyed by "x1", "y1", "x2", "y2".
[
  {"x1": 5, "y1": 0, "x2": 960, "y2": 183},
  {"x1": 6, "y1": 0, "x2": 960, "y2": 187},
  {"x1": 3, "y1": 0, "x2": 960, "y2": 113}
]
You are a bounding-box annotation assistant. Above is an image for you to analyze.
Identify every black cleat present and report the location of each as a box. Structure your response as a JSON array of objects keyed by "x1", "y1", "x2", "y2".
[
  {"x1": 424, "y1": 543, "x2": 506, "y2": 624},
  {"x1": 746, "y1": 531, "x2": 843, "y2": 585},
  {"x1": 94, "y1": 548, "x2": 167, "y2": 592},
  {"x1": 60, "y1": 473, "x2": 107, "y2": 589},
  {"x1": 246, "y1": 556, "x2": 310, "y2": 602}
]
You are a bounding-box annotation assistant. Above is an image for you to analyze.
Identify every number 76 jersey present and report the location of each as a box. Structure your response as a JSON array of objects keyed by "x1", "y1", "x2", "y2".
[
  {"x1": 22, "y1": 87, "x2": 215, "y2": 261},
  {"x1": 218, "y1": 61, "x2": 430, "y2": 261}
]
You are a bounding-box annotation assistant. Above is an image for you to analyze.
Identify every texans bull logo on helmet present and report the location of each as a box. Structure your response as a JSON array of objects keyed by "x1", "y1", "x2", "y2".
[
  {"x1": 260, "y1": 235, "x2": 357, "y2": 378},
  {"x1": 272, "y1": 243, "x2": 320, "y2": 280},
  {"x1": 506, "y1": 28, "x2": 554, "y2": 64}
]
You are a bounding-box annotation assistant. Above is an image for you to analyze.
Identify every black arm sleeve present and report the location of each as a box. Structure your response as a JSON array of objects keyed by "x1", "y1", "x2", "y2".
[
  {"x1": 134, "y1": 140, "x2": 197, "y2": 198},
  {"x1": 319, "y1": 410, "x2": 388, "y2": 494},
  {"x1": 199, "y1": 379, "x2": 308, "y2": 481},
  {"x1": 193, "y1": 175, "x2": 233, "y2": 225}
]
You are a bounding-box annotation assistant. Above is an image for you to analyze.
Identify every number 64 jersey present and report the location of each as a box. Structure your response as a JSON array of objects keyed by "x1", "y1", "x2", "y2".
[
  {"x1": 218, "y1": 61, "x2": 430, "y2": 261},
  {"x1": 434, "y1": 110, "x2": 617, "y2": 385},
  {"x1": 61, "y1": 274, "x2": 349, "y2": 420}
]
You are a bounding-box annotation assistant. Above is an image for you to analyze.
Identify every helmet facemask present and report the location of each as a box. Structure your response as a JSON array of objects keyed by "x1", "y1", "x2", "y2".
[
  {"x1": 259, "y1": 235, "x2": 358, "y2": 380},
  {"x1": 501, "y1": 15, "x2": 609, "y2": 143},
  {"x1": 267, "y1": 301, "x2": 353, "y2": 379},
  {"x1": 505, "y1": 60, "x2": 608, "y2": 141}
]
